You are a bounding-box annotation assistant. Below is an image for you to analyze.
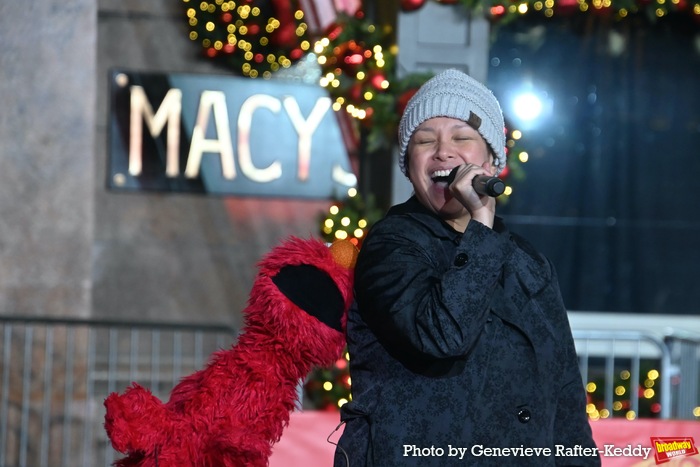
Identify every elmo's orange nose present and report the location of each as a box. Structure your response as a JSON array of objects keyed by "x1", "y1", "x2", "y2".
[{"x1": 329, "y1": 239, "x2": 359, "y2": 269}]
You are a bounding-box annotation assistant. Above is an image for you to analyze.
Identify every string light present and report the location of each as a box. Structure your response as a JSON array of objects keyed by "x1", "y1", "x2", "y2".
[
  {"x1": 500, "y1": 124, "x2": 529, "y2": 200},
  {"x1": 305, "y1": 346, "x2": 355, "y2": 410},
  {"x1": 478, "y1": 0, "x2": 700, "y2": 20},
  {"x1": 314, "y1": 13, "x2": 393, "y2": 122},
  {"x1": 318, "y1": 189, "x2": 382, "y2": 248},
  {"x1": 586, "y1": 366, "x2": 664, "y2": 419},
  {"x1": 183, "y1": 0, "x2": 308, "y2": 78}
]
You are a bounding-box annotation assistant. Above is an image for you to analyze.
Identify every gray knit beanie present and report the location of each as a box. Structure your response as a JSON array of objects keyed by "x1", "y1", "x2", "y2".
[{"x1": 398, "y1": 69, "x2": 507, "y2": 177}]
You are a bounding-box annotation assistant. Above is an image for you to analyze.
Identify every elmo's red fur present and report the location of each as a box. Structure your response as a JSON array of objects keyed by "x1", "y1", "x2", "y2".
[{"x1": 104, "y1": 237, "x2": 355, "y2": 467}]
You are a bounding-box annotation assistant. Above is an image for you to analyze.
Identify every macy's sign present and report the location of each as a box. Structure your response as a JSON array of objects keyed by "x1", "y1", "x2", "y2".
[{"x1": 108, "y1": 69, "x2": 356, "y2": 199}]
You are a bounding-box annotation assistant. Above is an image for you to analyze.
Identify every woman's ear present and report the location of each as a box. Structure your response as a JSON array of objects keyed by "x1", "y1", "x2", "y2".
[{"x1": 483, "y1": 150, "x2": 497, "y2": 176}]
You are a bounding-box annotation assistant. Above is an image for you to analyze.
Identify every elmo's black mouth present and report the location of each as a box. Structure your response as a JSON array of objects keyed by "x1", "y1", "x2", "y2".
[{"x1": 271, "y1": 265, "x2": 344, "y2": 332}]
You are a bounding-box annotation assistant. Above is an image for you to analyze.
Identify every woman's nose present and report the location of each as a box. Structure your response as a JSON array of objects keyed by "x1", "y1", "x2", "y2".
[{"x1": 435, "y1": 140, "x2": 455, "y2": 159}]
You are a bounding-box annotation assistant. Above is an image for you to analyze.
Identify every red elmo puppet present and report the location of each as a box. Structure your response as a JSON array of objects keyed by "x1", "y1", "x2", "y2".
[{"x1": 104, "y1": 237, "x2": 357, "y2": 467}]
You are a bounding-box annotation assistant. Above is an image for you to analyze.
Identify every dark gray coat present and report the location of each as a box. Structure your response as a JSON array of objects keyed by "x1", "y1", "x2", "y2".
[{"x1": 334, "y1": 196, "x2": 600, "y2": 466}]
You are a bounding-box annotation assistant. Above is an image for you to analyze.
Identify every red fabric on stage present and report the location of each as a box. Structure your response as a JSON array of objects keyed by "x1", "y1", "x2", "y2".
[
  {"x1": 269, "y1": 411, "x2": 343, "y2": 467},
  {"x1": 270, "y1": 411, "x2": 700, "y2": 466}
]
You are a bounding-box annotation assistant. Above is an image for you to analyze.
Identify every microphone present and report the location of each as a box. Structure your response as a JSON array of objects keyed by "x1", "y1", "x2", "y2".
[{"x1": 447, "y1": 167, "x2": 505, "y2": 198}]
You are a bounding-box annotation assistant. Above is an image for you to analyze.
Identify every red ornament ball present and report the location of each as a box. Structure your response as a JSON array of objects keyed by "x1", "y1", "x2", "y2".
[
  {"x1": 290, "y1": 48, "x2": 303, "y2": 60},
  {"x1": 325, "y1": 24, "x2": 344, "y2": 41},
  {"x1": 499, "y1": 165, "x2": 510, "y2": 179},
  {"x1": 400, "y1": 0, "x2": 427, "y2": 11},
  {"x1": 396, "y1": 88, "x2": 419, "y2": 115}
]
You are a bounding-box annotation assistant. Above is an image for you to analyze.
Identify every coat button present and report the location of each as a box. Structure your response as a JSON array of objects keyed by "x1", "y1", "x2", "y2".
[
  {"x1": 454, "y1": 253, "x2": 468, "y2": 266},
  {"x1": 517, "y1": 408, "x2": 531, "y2": 423}
]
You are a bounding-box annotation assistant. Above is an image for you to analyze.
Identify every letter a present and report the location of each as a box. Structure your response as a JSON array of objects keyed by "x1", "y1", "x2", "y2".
[{"x1": 185, "y1": 90, "x2": 236, "y2": 179}]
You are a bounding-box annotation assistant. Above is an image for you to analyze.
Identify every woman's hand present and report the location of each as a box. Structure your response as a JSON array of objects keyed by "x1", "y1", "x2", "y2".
[{"x1": 448, "y1": 164, "x2": 496, "y2": 228}]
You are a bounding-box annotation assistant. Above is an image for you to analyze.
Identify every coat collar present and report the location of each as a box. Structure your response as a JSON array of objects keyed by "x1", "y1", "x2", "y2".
[{"x1": 388, "y1": 196, "x2": 509, "y2": 242}]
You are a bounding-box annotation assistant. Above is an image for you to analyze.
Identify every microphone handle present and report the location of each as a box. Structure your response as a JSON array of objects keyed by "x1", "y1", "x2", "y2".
[{"x1": 447, "y1": 167, "x2": 505, "y2": 198}]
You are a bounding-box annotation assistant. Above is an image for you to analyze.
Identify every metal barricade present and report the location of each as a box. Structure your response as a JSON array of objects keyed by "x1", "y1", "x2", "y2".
[
  {"x1": 573, "y1": 329, "x2": 700, "y2": 421},
  {"x1": 664, "y1": 331, "x2": 700, "y2": 420},
  {"x1": 1, "y1": 317, "x2": 698, "y2": 467},
  {"x1": 0, "y1": 315, "x2": 237, "y2": 467}
]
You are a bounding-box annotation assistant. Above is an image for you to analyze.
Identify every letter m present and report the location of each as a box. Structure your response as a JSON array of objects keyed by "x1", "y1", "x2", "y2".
[{"x1": 129, "y1": 86, "x2": 182, "y2": 177}]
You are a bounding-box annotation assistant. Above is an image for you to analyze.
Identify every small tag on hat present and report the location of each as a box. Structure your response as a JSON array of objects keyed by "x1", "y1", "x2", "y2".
[{"x1": 467, "y1": 111, "x2": 482, "y2": 129}]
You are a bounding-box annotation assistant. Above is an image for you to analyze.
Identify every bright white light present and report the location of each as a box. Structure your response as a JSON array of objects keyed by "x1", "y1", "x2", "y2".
[{"x1": 512, "y1": 92, "x2": 543, "y2": 122}]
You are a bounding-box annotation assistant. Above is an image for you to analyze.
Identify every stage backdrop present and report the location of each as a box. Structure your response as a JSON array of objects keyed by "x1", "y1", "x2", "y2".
[{"x1": 269, "y1": 411, "x2": 700, "y2": 466}]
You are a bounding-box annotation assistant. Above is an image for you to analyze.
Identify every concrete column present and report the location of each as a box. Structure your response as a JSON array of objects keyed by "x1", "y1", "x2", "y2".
[
  {"x1": 392, "y1": 2, "x2": 491, "y2": 205},
  {"x1": 0, "y1": 1, "x2": 97, "y2": 317}
]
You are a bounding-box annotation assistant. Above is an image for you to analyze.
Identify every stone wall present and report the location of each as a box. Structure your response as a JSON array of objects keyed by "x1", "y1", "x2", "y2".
[
  {"x1": 0, "y1": 1, "x2": 97, "y2": 318},
  {"x1": 0, "y1": 0, "x2": 331, "y2": 329}
]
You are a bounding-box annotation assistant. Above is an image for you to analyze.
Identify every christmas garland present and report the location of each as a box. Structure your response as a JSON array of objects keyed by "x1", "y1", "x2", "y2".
[
  {"x1": 402, "y1": 0, "x2": 700, "y2": 23},
  {"x1": 184, "y1": 0, "x2": 699, "y2": 80},
  {"x1": 184, "y1": 0, "x2": 699, "y2": 198},
  {"x1": 183, "y1": 0, "x2": 311, "y2": 78}
]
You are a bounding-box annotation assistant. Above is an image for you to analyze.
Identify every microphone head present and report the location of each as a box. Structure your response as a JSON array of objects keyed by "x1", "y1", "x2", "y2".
[
  {"x1": 486, "y1": 178, "x2": 506, "y2": 197},
  {"x1": 447, "y1": 168, "x2": 504, "y2": 198}
]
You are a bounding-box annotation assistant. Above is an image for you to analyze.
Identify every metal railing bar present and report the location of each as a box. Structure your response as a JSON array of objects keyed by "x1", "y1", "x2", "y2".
[
  {"x1": 83, "y1": 328, "x2": 95, "y2": 467},
  {"x1": 20, "y1": 326, "x2": 33, "y2": 467},
  {"x1": 680, "y1": 343, "x2": 698, "y2": 417},
  {"x1": 604, "y1": 338, "x2": 615, "y2": 418},
  {"x1": 195, "y1": 331, "x2": 203, "y2": 368},
  {"x1": 664, "y1": 330, "x2": 700, "y2": 343},
  {"x1": 574, "y1": 329, "x2": 670, "y2": 345},
  {"x1": 92, "y1": 353, "x2": 216, "y2": 366},
  {"x1": 0, "y1": 314, "x2": 236, "y2": 334},
  {"x1": 108, "y1": 328, "x2": 118, "y2": 396},
  {"x1": 630, "y1": 340, "x2": 640, "y2": 417},
  {"x1": 151, "y1": 331, "x2": 160, "y2": 392},
  {"x1": 1, "y1": 324, "x2": 12, "y2": 466},
  {"x1": 40, "y1": 326, "x2": 54, "y2": 467},
  {"x1": 62, "y1": 326, "x2": 76, "y2": 467},
  {"x1": 659, "y1": 342, "x2": 672, "y2": 419},
  {"x1": 130, "y1": 328, "x2": 139, "y2": 384},
  {"x1": 91, "y1": 370, "x2": 200, "y2": 382},
  {"x1": 173, "y1": 331, "x2": 182, "y2": 388}
]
